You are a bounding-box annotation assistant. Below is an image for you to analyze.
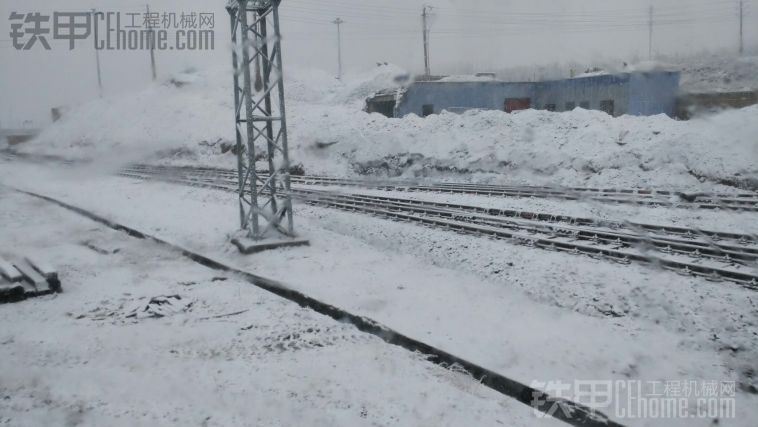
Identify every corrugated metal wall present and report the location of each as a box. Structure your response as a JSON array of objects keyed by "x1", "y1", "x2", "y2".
[{"x1": 393, "y1": 72, "x2": 679, "y2": 118}]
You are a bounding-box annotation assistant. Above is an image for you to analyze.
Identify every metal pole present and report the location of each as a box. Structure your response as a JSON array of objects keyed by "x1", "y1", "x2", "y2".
[
  {"x1": 225, "y1": 0, "x2": 300, "y2": 245},
  {"x1": 332, "y1": 18, "x2": 344, "y2": 80},
  {"x1": 238, "y1": 2, "x2": 260, "y2": 237},
  {"x1": 259, "y1": 16, "x2": 279, "y2": 214},
  {"x1": 272, "y1": 5, "x2": 295, "y2": 233},
  {"x1": 229, "y1": 8, "x2": 246, "y2": 229},
  {"x1": 648, "y1": 5, "x2": 654, "y2": 60},
  {"x1": 91, "y1": 9, "x2": 104, "y2": 97},
  {"x1": 422, "y1": 6, "x2": 430, "y2": 76},
  {"x1": 146, "y1": 4, "x2": 157, "y2": 81},
  {"x1": 740, "y1": 0, "x2": 745, "y2": 56}
]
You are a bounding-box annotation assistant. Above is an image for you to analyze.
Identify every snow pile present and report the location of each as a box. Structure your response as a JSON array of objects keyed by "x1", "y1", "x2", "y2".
[
  {"x1": 291, "y1": 105, "x2": 758, "y2": 189},
  {"x1": 21, "y1": 67, "x2": 234, "y2": 165},
  {"x1": 17, "y1": 64, "x2": 758, "y2": 190}
]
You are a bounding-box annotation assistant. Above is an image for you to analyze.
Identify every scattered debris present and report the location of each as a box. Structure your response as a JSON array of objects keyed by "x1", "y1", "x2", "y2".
[
  {"x1": 315, "y1": 140, "x2": 339, "y2": 149},
  {"x1": 198, "y1": 309, "x2": 249, "y2": 321},
  {"x1": 616, "y1": 130, "x2": 629, "y2": 145},
  {"x1": 126, "y1": 295, "x2": 193, "y2": 319},
  {"x1": 289, "y1": 163, "x2": 306, "y2": 176},
  {"x1": 81, "y1": 240, "x2": 121, "y2": 255}
]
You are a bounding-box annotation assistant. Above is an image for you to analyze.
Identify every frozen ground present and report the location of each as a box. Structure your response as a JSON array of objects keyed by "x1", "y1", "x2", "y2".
[
  {"x1": 10, "y1": 62, "x2": 758, "y2": 192},
  {"x1": 2, "y1": 160, "x2": 757, "y2": 426},
  {"x1": 0, "y1": 187, "x2": 565, "y2": 427}
]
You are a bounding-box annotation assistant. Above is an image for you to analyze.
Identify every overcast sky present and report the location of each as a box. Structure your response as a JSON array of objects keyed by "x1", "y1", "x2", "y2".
[{"x1": 1, "y1": 0, "x2": 755, "y2": 127}]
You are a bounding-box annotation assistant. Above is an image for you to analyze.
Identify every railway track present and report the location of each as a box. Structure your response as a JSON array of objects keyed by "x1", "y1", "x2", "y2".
[
  {"x1": 126, "y1": 164, "x2": 758, "y2": 212},
  {"x1": 119, "y1": 165, "x2": 758, "y2": 290},
  {"x1": 3, "y1": 150, "x2": 757, "y2": 209}
]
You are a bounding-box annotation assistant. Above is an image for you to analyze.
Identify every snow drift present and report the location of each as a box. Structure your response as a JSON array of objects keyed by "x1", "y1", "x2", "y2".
[{"x1": 18, "y1": 64, "x2": 758, "y2": 191}]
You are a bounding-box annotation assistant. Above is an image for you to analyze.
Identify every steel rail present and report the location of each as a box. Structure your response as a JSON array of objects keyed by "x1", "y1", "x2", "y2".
[
  {"x1": 117, "y1": 168, "x2": 758, "y2": 289},
  {"x1": 123, "y1": 165, "x2": 758, "y2": 245},
  {"x1": 127, "y1": 163, "x2": 758, "y2": 201},
  {"x1": 119, "y1": 169, "x2": 758, "y2": 261},
  {"x1": 123, "y1": 164, "x2": 758, "y2": 210}
]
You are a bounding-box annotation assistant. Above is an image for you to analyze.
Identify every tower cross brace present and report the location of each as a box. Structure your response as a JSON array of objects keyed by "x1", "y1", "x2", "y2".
[{"x1": 227, "y1": 0, "x2": 297, "y2": 243}]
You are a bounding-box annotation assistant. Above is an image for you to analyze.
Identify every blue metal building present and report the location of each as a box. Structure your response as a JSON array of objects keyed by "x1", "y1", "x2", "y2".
[{"x1": 379, "y1": 71, "x2": 680, "y2": 118}]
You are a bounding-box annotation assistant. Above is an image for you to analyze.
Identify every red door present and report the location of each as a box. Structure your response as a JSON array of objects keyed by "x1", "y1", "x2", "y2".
[{"x1": 504, "y1": 98, "x2": 531, "y2": 113}]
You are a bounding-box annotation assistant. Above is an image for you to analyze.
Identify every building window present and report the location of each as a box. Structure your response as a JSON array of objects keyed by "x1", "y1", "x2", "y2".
[
  {"x1": 422, "y1": 104, "x2": 434, "y2": 117},
  {"x1": 579, "y1": 101, "x2": 590, "y2": 109},
  {"x1": 368, "y1": 100, "x2": 395, "y2": 118},
  {"x1": 599, "y1": 100, "x2": 615, "y2": 116},
  {"x1": 504, "y1": 98, "x2": 531, "y2": 113},
  {"x1": 565, "y1": 102, "x2": 576, "y2": 111},
  {"x1": 545, "y1": 104, "x2": 556, "y2": 112}
]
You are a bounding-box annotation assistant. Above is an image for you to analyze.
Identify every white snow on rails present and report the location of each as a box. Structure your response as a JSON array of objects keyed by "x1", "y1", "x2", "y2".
[
  {"x1": 118, "y1": 166, "x2": 758, "y2": 290},
  {"x1": 126, "y1": 164, "x2": 758, "y2": 212}
]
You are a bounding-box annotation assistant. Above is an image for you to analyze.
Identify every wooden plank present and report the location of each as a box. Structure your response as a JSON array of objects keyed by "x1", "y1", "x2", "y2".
[
  {"x1": 24, "y1": 255, "x2": 56, "y2": 279},
  {"x1": 0, "y1": 256, "x2": 23, "y2": 282},
  {"x1": 81, "y1": 239, "x2": 121, "y2": 255},
  {"x1": 13, "y1": 260, "x2": 50, "y2": 294},
  {"x1": 24, "y1": 255, "x2": 61, "y2": 292},
  {"x1": 0, "y1": 276, "x2": 25, "y2": 301}
]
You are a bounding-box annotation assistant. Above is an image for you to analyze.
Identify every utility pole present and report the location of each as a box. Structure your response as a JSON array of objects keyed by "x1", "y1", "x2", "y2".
[
  {"x1": 146, "y1": 4, "x2": 157, "y2": 81},
  {"x1": 740, "y1": 0, "x2": 745, "y2": 56},
  {"x1": 332, "y1": 17, "x2": 344, "y2": 80},
  {"x1": 225, "y1": 0, "x2": 306, "y2": 252},
  {"x1": 91, "y1": 9, "x2": 104, "y2": 97},
  {"x1": 648, "y1": 5, "x2": 654, "y2": 60},
  {"x1": 422, "y1": 5, "x2": 431, "y2": 76}
]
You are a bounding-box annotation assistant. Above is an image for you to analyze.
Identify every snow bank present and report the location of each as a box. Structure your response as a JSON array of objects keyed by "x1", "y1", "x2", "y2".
[
  {"x1": 292, "y1": 105, "x2": 758, "y2": 190},
  {"x1": 18, "y1": 64, "x2": 758, "y2": 191}
]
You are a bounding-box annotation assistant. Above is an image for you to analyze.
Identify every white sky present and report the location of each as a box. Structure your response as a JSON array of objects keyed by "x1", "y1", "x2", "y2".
[{"x1": 1, "y1": 0, "x2": 756, "y2": 127}]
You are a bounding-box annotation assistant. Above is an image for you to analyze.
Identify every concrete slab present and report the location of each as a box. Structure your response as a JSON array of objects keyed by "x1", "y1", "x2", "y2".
[
  {"x1": 231, "y1": 237, "x2": 310, "y2": 254},
  {"x1": 24, "y1": 255, "x2": 61, "y2": 292},
  {"x1": 13, "y1": 260, "x2": 50, "y2": 293},
  {"x1": 0, "y1": 278, "x2": 25, "y2": 301},
  {"x1": 0, "y1": 256, "x2": 23, "y2": 282}
]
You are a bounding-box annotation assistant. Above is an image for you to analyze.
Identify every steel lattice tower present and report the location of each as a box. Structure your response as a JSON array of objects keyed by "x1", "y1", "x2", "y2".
[{"x1": 227, "y1": 0, "x2": 305, "y2": 251}]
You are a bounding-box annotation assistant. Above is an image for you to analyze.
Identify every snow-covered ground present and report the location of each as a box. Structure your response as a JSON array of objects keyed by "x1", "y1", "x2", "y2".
[
  {"x1": 1, "y1": 160, "x2": 757, "y2": 426},
  {"x1": 11, "y1": 62, "x2": 758, "y2": 192},
  {"x1": 0, "y1": 186, "x2": 564, "y2": 427},
  {"x1": 2, "y1": 51, "x2": 757, "y2": 426}
]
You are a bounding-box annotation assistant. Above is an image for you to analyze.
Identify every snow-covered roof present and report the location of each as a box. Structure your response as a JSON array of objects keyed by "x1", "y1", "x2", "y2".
[{"x1": 438, "y1": 75, "x2": 499, "y2": 83}]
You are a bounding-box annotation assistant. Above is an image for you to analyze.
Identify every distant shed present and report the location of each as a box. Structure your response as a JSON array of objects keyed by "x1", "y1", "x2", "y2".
[{"x1": 367, "y1": 71, "x2": 680, "y2": 118}]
